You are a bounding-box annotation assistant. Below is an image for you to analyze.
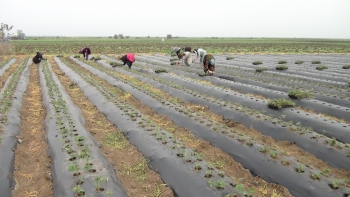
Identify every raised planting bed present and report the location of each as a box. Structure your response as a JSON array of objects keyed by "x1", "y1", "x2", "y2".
[
  {"x1": 125, "y1": 70, "x2": 350, "y2": 145},
  {"x1": 0, "y1": 58, "x2": 16, "y2": 77},
  {"x1": 134, "y1": 56, "x2": 350, "y2": 108},
  {"x1": 276, "y1": 65, "x2": 288, "y2": 70},
  {"x1": 96, "y1": 57, "x2": 350, "y2": 169},
  {"x1": 54, "y1": 57, "x2": 245, "y2": 197},
  {"x1": 252, "y1": 61, "x2": 262, "y2": 65},
  {"x1": 39, "y1": 60, "x2": 128, "y2": 197},
  {"x1": 288, "y1": 89, "x2": 313, "y2": 99},
  {"x1": 316, "y1": 65, "x2": 329, "y2": 70},
  {"x1": 0, "y1": 57, "x2": 15, "y2": 70},
  {"x1": 255, "y1": 67, "x2": 268, "y2": 72},
  {"x1": 83, "y1": 58, "x2": 350, "y2": 196},
  {"x1": 278, "y1": 60, "x2": 287, "y2": 64},
  {"x1": 0, "y1": 57, "x2": 31, "y2": 196},
  {"x1": 267, "y1": 98, "x2": 296, "y2": 109}
]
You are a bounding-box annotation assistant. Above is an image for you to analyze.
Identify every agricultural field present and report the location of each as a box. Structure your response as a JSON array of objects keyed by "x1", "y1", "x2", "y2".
[
  {"x1": 0, "y1": 38, "x2": 350, "y2": 197},
  {"x1": 3, "y1": 37, "x2": 350, "y2": 55}
]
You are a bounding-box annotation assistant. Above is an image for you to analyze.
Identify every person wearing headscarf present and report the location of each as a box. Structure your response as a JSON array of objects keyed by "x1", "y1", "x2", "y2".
[
  {"x1": 203, "y1": 54, "x2": 215, "y2": 75},
  {"x1": 193, "y1": 48, "x2": 207, "y2": 64},
  {"x1": 118, "y1": 53, "x2": 135, "y2": 69},
  {"x1": 32, "y1": 52, "x2": 45, "y2": 65}
]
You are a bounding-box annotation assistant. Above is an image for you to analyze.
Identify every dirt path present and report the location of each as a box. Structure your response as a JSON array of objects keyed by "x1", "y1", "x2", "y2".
[{"x1": 12, "y1": 64, "x2": 53, "y2": 196}]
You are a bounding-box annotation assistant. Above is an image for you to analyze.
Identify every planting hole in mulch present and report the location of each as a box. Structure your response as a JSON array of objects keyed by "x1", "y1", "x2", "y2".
[
  {"x1": 69, "y1": 157, "x2": 77, "y2": 161},
  {"x1": 96, "y1": 188, "x2": 105, "y2": 192},
  {"x1": 73, "y1": 172, "x2": 81, "y2": 177},
  {"x1": 224, "y1": 119, "x2": 240, "y2": 127}
]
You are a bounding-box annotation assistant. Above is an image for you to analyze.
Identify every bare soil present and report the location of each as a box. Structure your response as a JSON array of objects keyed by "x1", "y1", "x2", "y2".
[{"x1": 12, "y1": 63, "x2": 53, "y2": 196}]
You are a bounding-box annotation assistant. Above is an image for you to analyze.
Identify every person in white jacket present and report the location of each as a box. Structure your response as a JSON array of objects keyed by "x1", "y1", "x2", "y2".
[{"x1": 193, "y1": 48, "x2": 207, "y2": 64}]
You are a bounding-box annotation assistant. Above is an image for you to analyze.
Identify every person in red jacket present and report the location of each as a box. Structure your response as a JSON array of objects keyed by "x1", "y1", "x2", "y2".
[{"x1": 118, "y1": 53, "x2": 135, "y2": 69}]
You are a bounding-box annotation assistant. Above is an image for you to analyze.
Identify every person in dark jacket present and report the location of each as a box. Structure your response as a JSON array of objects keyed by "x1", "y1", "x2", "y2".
[
  {"x1": 80, "y1": 46, "x2": 91, "y2": 60},
  {"x1": 32, "y1": 52, "x2": 45, "y2": 65},
  {"x1": 203, "y1": 54, "x2": 215, "y2": 75},
  {"x1": 118, "y1": 53, "x2": 135, "y2": 69}
]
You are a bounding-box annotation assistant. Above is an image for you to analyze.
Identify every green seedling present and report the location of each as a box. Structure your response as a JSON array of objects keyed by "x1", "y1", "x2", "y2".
[
  {"x1": 218, "y1": 170, "x2": 225, "y2": 177},
  {"x1": 68, "y1": 162, "x2": 79, "y2": 172},
  {"x1": 194, "y1": 164, "x2": 202, "y2": 170},
  {"x1": 258, "y1": 146, "x2": 268, "y2": 153},
  {"x1": 209, "y1": 180, "x2": 226, "y2": 190},
  {"x1": 205, "y1": 170, "x2": 213, "y2": 178},
  {"x1": 331, "y1": 179, "x2": 339, "y2": 189},
  {"x1": 269, "y1": 150, "x2": 278, "y2": 159},
  {"x1": 330, "y1": 138, "x2": 337, "y2": 146},
  {"x1": 296, "y1": 164, "x2": 304, "y2": 173},
  {"x1": 94, "y1": 176, "x2": 106, "y2": 191},
  {"x1": 310, "y1": 173, "x2": 321, "y2": 180},
  {"x1": 73, "y1": 185, "x2": 85, "y2": 196},
  {"x1": 197, "y1": 153, "x2": 204, "y2": 161}
]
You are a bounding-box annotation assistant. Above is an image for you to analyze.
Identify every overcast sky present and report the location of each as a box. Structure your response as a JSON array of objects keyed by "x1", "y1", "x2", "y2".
[{"x1": 1, "y1": 0, "x2": 349, "y2": 38}]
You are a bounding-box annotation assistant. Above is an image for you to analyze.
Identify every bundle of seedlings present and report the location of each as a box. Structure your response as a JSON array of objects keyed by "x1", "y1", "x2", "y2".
[
  {"x1": 110, "y1": 62, "x2": 122, "y2": 67},
  {"x1": 256, "y1": 67, "x2": 268, "y2": 72},
  {"x1": 155, "y1": 68, "x2": 168, "y2": 73},
  {"x1": 312, "y1": 60, "x2": 321, "y2": 64},
  {"x1": 342, "y1": 64, "x2": 350, "y2": 69},
  {"x1": 316, "y1": 65, "x2": 328, "y2": 70},
  {"x1": 74, "y1": 55, "x2": 80, "y2": 58},
  {"x1": 252, "y1": 61, "x2": 263, "y2": 65},
  {"x1": 295, "y1": 60, "x2": 304, "y2": 64},
  {"x1": 267, "y1": 98, "x2": 296, "y2": 109},
  {"x1": 170, "y1": 58, "x2": 178, "y2": 61},
  {"x1": 288, "y1": 89, "x2": 313, "y2": 99},
  {"x1": 278, "y1": 60, "x2": 287, "y2": 64},
  {"x1": 226, "y1": 56, "x2": 234, "y2": 60},
  {"x1": 94, "y1": 56, "x2": 102, "y2": 60},
  {"x1": 275, "y1": 65, "x2": 288, "y2": 70}
]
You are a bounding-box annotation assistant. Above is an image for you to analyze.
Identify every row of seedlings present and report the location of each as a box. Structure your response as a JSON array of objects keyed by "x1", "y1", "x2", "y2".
[
  {"x1": 98, "y1": 58, "x2": 350, "y2": 167},
  {"x1": 105, "y1": 56, "x2": 350, "y2": 149},
  {"x1": 39, "y1": 60, "x2": 128, "y2": 197},
  {"x1": 55, "y1": 56, "x2": 257, "y2": 197},
  {"x1": 48, "y1": 56, "x2": 175, "y2": 197},
  {"x1": 0, "y1": 57, "x2": 31, "y2": 196},
  {"x1": 0, "y1": 57, "x2": 16, "y2": 74},
  {"x1": 126, "y1": 60, "x2": 350, "y2": 146},
  {"x1": 77, "y1": 56, "x2": 348, "y2": 195},
  {"x1": 138, "y1": 55, "x2": 350, "y2": 98},
  {"x1": 128, "y1": 57, "x2": 350, "y2": 120},
  {"x1": 144, "y1": 55, "x2": 350, "y2": 94}
]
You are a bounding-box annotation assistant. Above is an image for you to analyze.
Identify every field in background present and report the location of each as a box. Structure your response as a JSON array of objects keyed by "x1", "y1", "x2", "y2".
[{"x1": 3, "y1": 37, "x2": 350, "y2": 55}]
